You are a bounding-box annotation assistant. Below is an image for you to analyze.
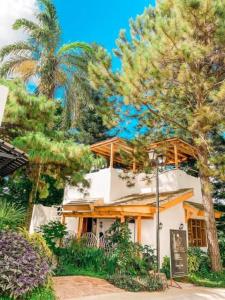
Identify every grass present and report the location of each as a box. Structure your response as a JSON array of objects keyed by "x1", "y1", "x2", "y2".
[
  {"x1": 0, "y1": 286, "x2": 55, "y2": 300},
  {"x1": 189, "y1": 271, "x2": 225, "y2": 288},
  {"x1": 55, "y1": 264, "x2": 107, "y2": 279}
]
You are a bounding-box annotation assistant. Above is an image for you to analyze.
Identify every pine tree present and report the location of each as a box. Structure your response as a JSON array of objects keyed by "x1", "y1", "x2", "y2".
[
  {"x1": 0, "y1": 79, "x2": 96, "y2": 227},
  {"x1": 89, "y1": 0, "x2": 225, "y2": 271}
]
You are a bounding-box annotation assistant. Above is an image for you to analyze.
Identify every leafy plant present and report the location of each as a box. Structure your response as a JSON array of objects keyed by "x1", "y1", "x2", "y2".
[
  {"x1": 57, "y1": 237, "x2": 113, "y2": 274},
  {"x1": 0, "y1": 199, "x2": 25, "y2": 230},
  {"x1": 20, "y1": 228, "x2": 53, "y2": 263},
  {"x1": 160, "y1": 256, "x2": 171, "y2": 279},
  {"x1": 108, "y1": 273, "x2": 163, "y2": 292},
  {"x1": 106, "y1": 220, "x2": 150, "y2": 276},
  {"x1": 188, "y1": 247, "x2": 210, "y2": 275},
  {"x1": 40, "y1": 221, "x2": 67, "y2": 256},
  {"x1": 0, "y1": 231, "x2": 51, "y2": 299},
  {"x1": 218, "y1": 231, "x2": 225, "y2": 267}
]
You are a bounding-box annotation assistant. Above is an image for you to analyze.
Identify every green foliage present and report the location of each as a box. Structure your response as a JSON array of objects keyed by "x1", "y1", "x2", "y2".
[
  {"x1": 57, "y1": 237, "x2": 111, "y2": 274},
  {"x1": 108, "y1": 274, "x2": 163, "y2": 292},
  {"x1": 0, "y1": 286, "x2": 55, "y2": 300},
  {"x1": 106, "y1": 220, "x2": 156, "y2": 276},
  {"x1": 0, "y1": 172, "x2": 32, "y2": 209},
  {"x1": 189, "y1": 271, "x2": 225, "y2": 288},
  {"x1": 40, "y1": 221, "x2": 67, "y2": 255},
  {"x1": 218, "y1": 231, "x2": 225, "y2": 267},
  {"x1": 160, "y1": 256, "x2": 171, "y2": 279},
  {"x1": 0, "y1": 199, "x2": 25, "y2": 230},
  {"x1": 187, "y1": 247, "x2": 210, "y2": 275}
]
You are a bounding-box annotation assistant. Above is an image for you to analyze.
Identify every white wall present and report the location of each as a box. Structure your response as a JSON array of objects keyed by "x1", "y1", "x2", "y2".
[
  {"x1": 30, "y1": 204, "x2": 59, "y2": 233},
  {"x1": 64, "y1": 168, "x2": 203, "y2": 205},
  {"x1": 63, "y1": 168, "x2": 111, "y2": 204}
]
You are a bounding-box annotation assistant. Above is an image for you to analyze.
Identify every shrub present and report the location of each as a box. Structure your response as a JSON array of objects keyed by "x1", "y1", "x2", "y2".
[
  {"x1": 108, "y1": 273, "x2": 163, "y2": 292},
  {"x1": 218, "y1": 231, "x2": 225, "y2": 267},
  {"x1": 58, "y1": 237, "x2": 111, "y2": 274},
  {"x1": 188, "y1": 247, "x2": 210, "y2": 274},
  {"x1": 160, "y1": 256, "x2": 171, "y2": 279},
  {"x1": 40, "y1": 221, "x2": 67, "y2": 255},
  {"x1": 0, "y1": 199, "x2": 25, "y2": 230},
  {"x1": 20, "y1": 228, "x2": 53, "y2": 263},
  {"x1": 0, "y1": 231, "x2": 51, "y2": 299},
  {"x1": 106, "y1": 220, "x2": 151, "y2": 276}
]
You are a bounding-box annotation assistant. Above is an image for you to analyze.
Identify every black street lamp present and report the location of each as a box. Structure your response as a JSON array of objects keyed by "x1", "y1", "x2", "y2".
[{"x1": 148, "y1": 150, "x2": 166, "y2": 273}]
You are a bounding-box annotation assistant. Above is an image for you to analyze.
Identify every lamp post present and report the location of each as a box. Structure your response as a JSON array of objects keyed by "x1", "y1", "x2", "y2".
[{"x1": 148, "y1": 150, "x2": 166, "y2": 273}]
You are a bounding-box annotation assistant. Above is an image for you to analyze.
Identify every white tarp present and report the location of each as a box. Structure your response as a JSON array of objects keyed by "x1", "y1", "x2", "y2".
[{"x1": 0, "y1": 85, "x2": 8, "y2": 126}]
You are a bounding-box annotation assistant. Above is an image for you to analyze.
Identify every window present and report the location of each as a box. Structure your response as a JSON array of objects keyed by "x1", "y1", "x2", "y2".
[{"x1": 188, "y1": 219, "x2": 207, "y2": 247}]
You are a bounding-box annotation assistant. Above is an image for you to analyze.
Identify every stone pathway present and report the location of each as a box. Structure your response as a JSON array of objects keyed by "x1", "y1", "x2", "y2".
[
  {"x1": 53, "y1": 276, "x2": 225, "y2": 300},
  {"x1": 53, "y1": 276, "x2": 124, "y2": 300}
]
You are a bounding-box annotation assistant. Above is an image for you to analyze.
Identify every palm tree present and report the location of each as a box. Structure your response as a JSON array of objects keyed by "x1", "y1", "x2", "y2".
[{"x1": 0, "y1": 0, "x2": 92, "y2": 99}]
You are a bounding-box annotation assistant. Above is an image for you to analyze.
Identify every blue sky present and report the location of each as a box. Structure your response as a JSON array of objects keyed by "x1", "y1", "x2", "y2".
[
  {"x1": 52, "y1": 0, "x2": 156, "y2": 139},
  {"x1": 54, "y1": 0, "x2": 155, "y2": 66}
]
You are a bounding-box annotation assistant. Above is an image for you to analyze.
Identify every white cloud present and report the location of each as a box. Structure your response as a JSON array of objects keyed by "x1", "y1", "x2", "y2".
[{"x1": 0, "y1": 0, "x2": 38, "y2": 48}]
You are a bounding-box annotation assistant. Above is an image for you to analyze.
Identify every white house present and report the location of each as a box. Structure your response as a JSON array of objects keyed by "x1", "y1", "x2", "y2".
[
  {"x1": 30, "y1": 137, "x2": 221, "y2": 263},
  {"x1": 61, "y1": 137, "x2": 221, "y2": 263}
]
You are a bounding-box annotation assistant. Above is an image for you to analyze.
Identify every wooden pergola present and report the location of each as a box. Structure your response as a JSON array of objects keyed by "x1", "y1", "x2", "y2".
[{"x1": 90, "y1": 137, "x2": 197, "y2": 170}]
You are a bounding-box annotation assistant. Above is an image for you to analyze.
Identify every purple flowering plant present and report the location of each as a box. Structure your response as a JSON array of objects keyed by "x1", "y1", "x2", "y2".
[{"x1": 0, "y1": 231, "x2": 51, "y2": 298}]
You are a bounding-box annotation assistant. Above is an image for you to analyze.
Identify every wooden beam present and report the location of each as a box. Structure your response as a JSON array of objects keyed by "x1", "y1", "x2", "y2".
[
  {"x1": 161, "y1": 190, "x2": 194, "y2": 211},
  {"x1": 77, "y1": 217, "x2": 83, "y2": 238},
  {"x1": 62, "y1": 211, "x2": 153, "y2": 219},
  {"x1": 137, "y1": 216, "x2": 142, "y2": 244},
  {"x1": 110, "y1": 143, "x2": 114, "y2": 168},
  {"x1": 62, "y1": 204, "x2": 92, "y2": 211},
  {"x1": 174, "y1": 144, "x2": 179, "y2": 169}
]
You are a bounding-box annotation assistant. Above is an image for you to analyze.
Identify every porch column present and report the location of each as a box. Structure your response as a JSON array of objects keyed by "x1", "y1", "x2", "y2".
[
  {"x1": 77, "y1": 217, "x2": 83, "y2": 238},
  {"x1": 110, "y1": 143, "x2": 114, "y2": 168},
  {"x1": 61, "y1": 214, "x2": 65, "y2": 225},
  {"x1": 174, "y1": 144, "x2": 179, "y2": 169},
  {"x1": 137, "y1": 216, "x2": 142, "y2": 244},
  {"x1": 120, "y1": 216, "x2": 125, "y2": 223}
]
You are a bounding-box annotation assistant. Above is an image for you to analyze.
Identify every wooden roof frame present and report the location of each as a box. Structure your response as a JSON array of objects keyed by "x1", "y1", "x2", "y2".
[
  {"x1": 0, "y1": 139, "x2": 28, "y2": 176},
  {"x1": 90, "y1": 137, "x2": 197, "y2": 170}
]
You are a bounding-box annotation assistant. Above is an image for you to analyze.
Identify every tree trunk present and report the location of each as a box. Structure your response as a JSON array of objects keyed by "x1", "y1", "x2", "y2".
[
  {"x1": 26, "y1": 164, "x2": 42, "y2": 230},
  {"x1": 198, "y1": 148, "x2": 222, "y2": 272}
]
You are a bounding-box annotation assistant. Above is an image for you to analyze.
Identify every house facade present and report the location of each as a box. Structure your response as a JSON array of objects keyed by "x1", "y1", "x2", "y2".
[{"x1": 61, "y1": 137, "x2": 221, "y2": 263}]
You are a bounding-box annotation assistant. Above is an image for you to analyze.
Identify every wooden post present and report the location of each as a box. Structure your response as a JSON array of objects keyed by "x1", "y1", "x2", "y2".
[
  {"x1": 61, "y1": 214, "x2": 65, "y2": 225},
  {"x1": 174, "y1": 144, "x2": 179, "y2": 169},
  {"x1": 121, "y1": 216, "x2": 125, "y2": 223},
  {"x1": 110, "y1": 143, "x2": 114, "y2": 168},
  {"x1": 77, "y1": 217, "x2": 83, "y2": 238},
  {"x1": 137, "y1": 216, "x2": 142, "y2": 244}
]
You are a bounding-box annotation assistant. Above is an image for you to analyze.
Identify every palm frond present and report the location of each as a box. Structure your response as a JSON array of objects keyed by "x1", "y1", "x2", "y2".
[
  {"x1": 0, "y1": 42, "x2": 34, "y2": 61},
  {"x1": 13, "y1": 18, "x2": 40, "y2": 33},
  {"x1": 58, "y1": 42, "x2": 93, "y2": 56},
  {"x1": 0, "y1": 57, "x2": 37, "y2": 80}
]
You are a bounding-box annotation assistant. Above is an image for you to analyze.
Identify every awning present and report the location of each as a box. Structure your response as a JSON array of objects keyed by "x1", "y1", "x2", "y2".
[
  {"x1": 62, "y1": 188, "x2": 194, "y2": 219},
  {"x1": 0, "y1": 139, "x2": 28, "y2": 176},
  {"x1": 183, "y1": 201, "x2": 222, "y2": 220}
]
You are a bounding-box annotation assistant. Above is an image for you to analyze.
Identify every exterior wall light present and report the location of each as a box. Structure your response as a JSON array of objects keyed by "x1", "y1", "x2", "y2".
[
  {"x1": 159, "y1": 222, "x2": 163, "y2": 230},
  {"x1": 179, "y1": 223, "x2": 184, "y2": 230}
]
